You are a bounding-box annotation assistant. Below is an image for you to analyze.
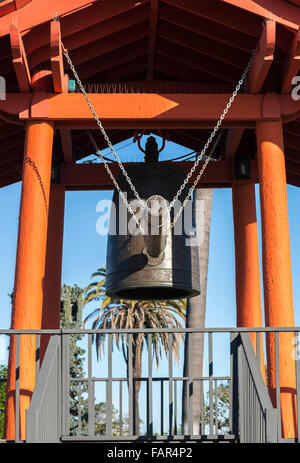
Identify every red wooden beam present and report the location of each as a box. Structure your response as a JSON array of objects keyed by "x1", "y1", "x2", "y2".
[
  {"x1": 157, "y1": 39, "x2": 241, "y2": 83},
  {"x1": 159, "y1": 2, "x2": 257, "y2": 53},
  {"x1": 61, "y1": 159, "x2": 257, "y2": 190},
  {"x1": 89, "y1": 55, "x2": 147, "y2": 83},
  {"x1": 281, "y1": 27, "x2": 300, "y2": 94},
  {"x1": 0, "y1": 0, "x2": 16, "y2": 18},
  {"x1": 285, "y1": 147, "x2": 300, "y2": 164},
  {"x1": 0, "y1": 171, "x2": 21, "y2": 189},
  {"x1": 158, "y1": 20, "x2": 246, "y2": 69},
  {"x1": 75, "y1": 40, "x2": 147, "y2": 79},
  {"x1": 29, "y1": 7, "x2": 149, "y2": 69},
  {"x1": 225, "y1": 128, "x2": 245, "y2": 158},
  {"x1": 286, "y1": 172, "x2": 300, "y2": 188},
  {"x1": 21, "y1": 0, "x2": 148, "y2": 55},
  {"x1": 154, "y1": 54, "x2": 219, "y2": 81},
  {"x1": 220, "y1": 0, "x2": 300, "y2": 30},
  {"x1": 2, "y1": 92, "x2": 299, "y2": 127},
  {"x1": 9, "y1": 24, "x2": 31, "y2": 92},
  {"x1": 66, "y1": 22, "x2": 148, "y2": 67},
  {"x1": 60, "y1": 128, "x2": 73, "y2": 163},
  {"x1": 225, "y1": 19, "x2": 275, "y2": 158},
  {"x1": 0, "y1": 0, "x2": 99, "y2": 38},
  {"x1": 286, "y1": 158, "x2": 300, "y2": 176},
  {"x1": 50, "y1": 21, "x2": 68, "y2": 93},
  {"x1": 247, "y1": 18, "x2": 275, "y2": 93},
  {"x1": 162, "y1": 0, "x2": 261, "y2": 37},
  {"x1": 50, "y1": 21, "x2": 72, "y2": 162},
  {"x1": 31, "y1": 93, "x2": 265, "y2": 128},
  {"x1": 147, "y1": 0, "x2": 159, "y2": 80}
]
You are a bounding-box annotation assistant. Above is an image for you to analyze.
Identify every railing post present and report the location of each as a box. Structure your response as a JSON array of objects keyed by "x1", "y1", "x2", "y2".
[
  {"x1": 265, "y1": 408, "x2": 278, "y2": 443},
  {"x1": 61, "y1": 333, "x2": 70, "y2": 437},
  {"x1": 230, "y1": 332, "x2": 240, "y2": 439}
]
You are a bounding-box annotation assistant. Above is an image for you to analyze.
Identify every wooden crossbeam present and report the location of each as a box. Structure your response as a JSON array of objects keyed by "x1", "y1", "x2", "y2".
[
  {"x1": 281, "y1": 27, "x2": 300, "y2": 93},
  {"x1": 50, "y1": 21, "x2": 68, "y2": 93},
  {"x1": 9, "y1": 24, "x2": 31, "y2": 92},
  {"x1": 50, "y1": 21, "x2": 72, "y2": 163},
  {"x1": 224, "y1": 19, "x2": 275, "y2": 158},
  {"x1": 2, "y1": 93, "x2": 299, "y2": 127},
  {"x1": 61, "y1": 159, "x2": 258, "y2": 190},
  {"x1": 29, "y1": 8, "x2": 148, "y2": 69},
  {"x1": 147, "y1": 0, "x2": 159, "y2": 80}
]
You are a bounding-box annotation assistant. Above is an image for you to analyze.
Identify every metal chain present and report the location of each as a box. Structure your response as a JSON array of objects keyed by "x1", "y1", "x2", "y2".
[
  {"x1": 169, "y1": 45, "x2": 257, "y2": 228},
  {"x1": 24, "y1": 157, "x2": 48, "y2": 214},
  {"x1": 62, "y1": 44, "x2": 152, "y2": 218},
  {"x1": 86, "y1": 131, "x2": 146, "y2": 233},
  {"x1": 62, "y1": 19, "x2": 263, "y2": 232}
]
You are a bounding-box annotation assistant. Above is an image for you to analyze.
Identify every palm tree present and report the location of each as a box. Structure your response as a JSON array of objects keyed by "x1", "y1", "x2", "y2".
[
  {"x1": 83, "y1": 267, "x2": 186, "y2": 435},
  {"x1": 182, "y1": 188, "x2": 213, "y2": 434}
]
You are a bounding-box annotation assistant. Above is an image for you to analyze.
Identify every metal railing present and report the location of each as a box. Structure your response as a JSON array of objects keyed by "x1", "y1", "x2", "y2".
[
  {"x1": 232, "y1": 333, "x2": 278, "y2": 442},
  {"x1": 59, "y1": 329, "x2": 234, "y2": 442},
  {"x1": 0, "y1": 327, "x2": 299, "y2": 443},
  {"x1": 26, "y1": 335, "x2": 61, "y2": 443}
]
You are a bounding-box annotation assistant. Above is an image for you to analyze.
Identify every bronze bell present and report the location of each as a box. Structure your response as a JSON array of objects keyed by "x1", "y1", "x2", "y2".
[{"x1": 106, "y1": 162, "x2": 200, "y2": 300}]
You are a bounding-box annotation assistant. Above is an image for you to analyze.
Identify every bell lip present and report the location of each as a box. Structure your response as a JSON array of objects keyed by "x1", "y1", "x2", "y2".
[{"x1": 106, "y1": 285, "x2": 200, "y2": 301}]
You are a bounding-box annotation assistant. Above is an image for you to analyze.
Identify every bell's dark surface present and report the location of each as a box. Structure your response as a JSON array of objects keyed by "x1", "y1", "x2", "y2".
[{"x1": 106, "y1": 163, "x2": 200, "y2": 300}]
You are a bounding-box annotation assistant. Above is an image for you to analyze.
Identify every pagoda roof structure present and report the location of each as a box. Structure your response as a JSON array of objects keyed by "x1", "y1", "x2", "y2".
[{"x1": 1, "y1": 0, "x2": 300, "y2": 188}]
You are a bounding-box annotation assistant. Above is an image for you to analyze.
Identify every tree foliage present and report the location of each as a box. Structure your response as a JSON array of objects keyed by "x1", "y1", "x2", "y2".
[
  {"x1": 60, "y1": 284, "x2": 87, "y2": 435},
  {"x1": 83, "y1": 267, "x2": 186, "y2": 434},
  {"x1": 0, "y1": 365, "x2": 7, "y2": 438},
  {"x1": 94, "y1": 402, "x2": 130, "y2": 436},
  {"x1": 203, "y1": 382, "x2": 230, "y2": 433}
]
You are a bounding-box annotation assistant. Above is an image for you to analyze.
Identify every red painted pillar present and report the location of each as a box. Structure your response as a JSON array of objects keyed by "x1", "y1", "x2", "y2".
[
  {"x1": 40, "y1": 184, "x2": 65, "y2": 362},
  {"x1": 4, "y1": 120, "x2": 54, "y2": 440},
  {"x1": 232, "y1": 182, "x2": 265, "y2": 378},
  {"x1": 256, "y1": 120, "x2": 297, "y2": 438}
]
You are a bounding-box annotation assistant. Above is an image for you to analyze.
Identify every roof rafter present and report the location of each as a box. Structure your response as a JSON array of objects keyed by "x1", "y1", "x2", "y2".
[
  {"x1": 221, "y1": 0, "x2": 300, "y2": 30},
  {"x1": 22, "y1": 0, "x2": 149, "y2": 55},
  {"x1": 0, "y1": 0, "x2": 100, "y2": 38},
  {"x1": 157, "y1": 40, "x2": 241, "y2": 83},
  {"x1": 147, "y1": 0, "x2": 160, "y2": 80},
  {"x1": 66, "y1": 22, "x2": 148, "y2": 67},
  {"x1": 159, "y1": 2, "x2": 257, "y2": 53},
  {"x1": 76, "y1": 40, "x2": 147, "y2": 80},
  {"x1": 28, "y1": 7, "x2": 148, "y2": 69},
  {"x1": 224, "y1": 18, "x2": 275, "y2": 158},
  {"x1": 158, "y1": 20, "x2": 246, "y2": 70},
  {"x1": 162, "y1": 0, "x2": 260, "y2": 37}
]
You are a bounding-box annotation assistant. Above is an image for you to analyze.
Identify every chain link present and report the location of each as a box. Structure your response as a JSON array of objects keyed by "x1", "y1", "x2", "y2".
[
  {"x1": 24, "y1": 157, "x2": 48, "y2": 214},
  {"x1": 87, "y1": 130, "x2": 146, "y2": 234},
  {"x1": 62, "y1": 22, "x2": 262, "y2": 232}
]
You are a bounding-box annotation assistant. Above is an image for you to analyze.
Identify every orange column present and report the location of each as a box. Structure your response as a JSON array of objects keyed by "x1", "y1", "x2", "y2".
[
  {"x1": 4, "y1": 120, "x2": 54, "y2": 441},
  {"x1": 40, "y1": 184, "x2": 65, "y2": 362},
  {"x1": 256, "y1": 120, "x2": 296, "y2": 439},
  {"x1": 232, "y1": 183, "x2": 264, "y2": 365}
]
